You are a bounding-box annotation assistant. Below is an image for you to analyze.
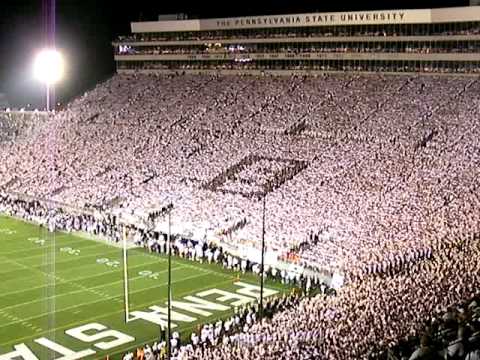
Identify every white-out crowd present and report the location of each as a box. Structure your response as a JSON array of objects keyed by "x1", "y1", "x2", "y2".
[
  {"x1": 0, "y1": 72, "x2": 479, "y2": 359},
  {"x1": 1, "y1": 74, "x2": 479, "y2": 276}
]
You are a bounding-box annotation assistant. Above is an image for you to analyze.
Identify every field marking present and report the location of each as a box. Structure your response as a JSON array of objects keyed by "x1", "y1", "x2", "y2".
[
  {"x1": 0, "y1": 263, "x2": 189, "y2": 312},
  {"x1": 0, "y1": 275, "x2": 251, "y2": 351},
  {"x1": 0, "y1": 240, "x2": 113, "y2": 262},
  {"x1": 1, "y1": 246, "x2": 285, "y2": 305},
  {"x1": 0, "y1": 232, "x2": 74, "y2": 249},
  {"x1": 0, "y1": 246, "x2": 168, "y2": 286},
  {"x1": 140, "y1": 251, "x2": 235, "y2": 280},
  {"x1": 0, "y1": 255, "x2": 123, "y2": 284},
  {"x1": 91, "y1": 276, "x2": 276, "y2": 360},
  {"x1": 0, "y1": 226, "x2": 134, "y2": 257},
  {"x1": 0, "y1": 270, "x2": 220, "y2": 339},
  {"x1": 0, "y1": 217, "x2": 290, "y2": 357},
  {"x1": 1, "y1": 256, "x2": 31, "y2": 270},
  {"x1": 0, "y1": 248, "x2": 122, "y2": 279},
  {"x1": 0, "y1": 248, "x2": 124, "y2": 281},
  {"x1": 0, "y1": 215, "x2": 138, "y2": 251},
  {"x1": 0, "y1": 309, "x2": 44, "y2": 334},
  {"x1": 0, "y1": 258, "x2": 173, "y2": 299},
  {"x1": 0, "y1": 244, "x2": 168, "y2": 278},
  {"x1": 0, "y1": 263, "x2": 197, "y2": 314},
  {"x1": 1, "y1": 241, "x2": 111, "y2": 261},
  {"x1": 102, "y1": 278, "x2": 290, "y2": 360},
  {"x1": 0, "y1": 247, "x2": 219, "y2": 290}
]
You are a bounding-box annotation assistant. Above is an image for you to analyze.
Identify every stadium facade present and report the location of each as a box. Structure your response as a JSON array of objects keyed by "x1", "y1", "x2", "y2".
[{"x1": 113, "y1": 6, "x2": 480, "y2": 75}]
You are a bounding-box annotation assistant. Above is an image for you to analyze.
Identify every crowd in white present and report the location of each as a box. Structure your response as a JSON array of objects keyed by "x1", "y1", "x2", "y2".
[
  {"x1": 0, "y1": 111, "x2": 45, "y2": 143},
  {"x1": 1, "y1": 74, "x2": 479, "y2": 278},
  {"x1": 0, "y1": 72, "x2": 479, "y2": 358},
  {"x1": 163, "y1": 234, "x2": 480, "y2": 360}
]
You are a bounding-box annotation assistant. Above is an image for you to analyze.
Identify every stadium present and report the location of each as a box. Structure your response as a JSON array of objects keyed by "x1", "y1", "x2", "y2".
[{"x1": 0, "y1": 2, "x2": 480, "y2": 360}]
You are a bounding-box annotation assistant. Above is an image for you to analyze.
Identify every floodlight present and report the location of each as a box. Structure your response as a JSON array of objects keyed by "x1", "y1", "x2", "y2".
[{"x1": 33, "y1": 49, "x2": 64, "y2": 85}]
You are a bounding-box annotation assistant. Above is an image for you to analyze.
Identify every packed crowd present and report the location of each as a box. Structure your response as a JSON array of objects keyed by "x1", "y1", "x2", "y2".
[
  {"x1": 118, "y1": 61, "x2": 480, "y2": 74},
  {"x1": 122, "y1": 292, "x2": 306, "y2": 360},
  {"x1": 119, "y1": 232, "x2": 480, "y2": 360},
  {"x1": 1, "y1": 73, "x2": 479, "y2": 278},
  {"x1": 116, "y1": 23, "x2": 480, "y2": 43},
  {"x1": 116, "y1": 42, "x2": 480, "y2": 56},
  {"x1": 1, "y1": 72, "x2": 479, "y2": 358},
  {"x1": 144, "y1": 233, "x2": 479, "y2": 360},
  {"x1": 0, "y1": 193, "x2": 121, "y2": 240},
  {"x1": 392, "y1": 293, "x2": 480, "y2": 359},
  {"x1": 0, "y1": 192, "x2": 326, "y2": 291},
  {"x1": 0, "y1": 111, "x2": 45, "y2": 143}
]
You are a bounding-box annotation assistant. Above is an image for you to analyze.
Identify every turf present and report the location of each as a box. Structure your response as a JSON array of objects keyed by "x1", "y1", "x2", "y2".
[{"x1": 0, "y1": 216, "x2": 291, "y2": 359}]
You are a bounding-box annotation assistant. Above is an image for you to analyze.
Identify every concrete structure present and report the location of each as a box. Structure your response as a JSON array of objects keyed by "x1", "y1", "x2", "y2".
[{"x1": 114, "y1": 6, "x2": 480, "y2": 75}]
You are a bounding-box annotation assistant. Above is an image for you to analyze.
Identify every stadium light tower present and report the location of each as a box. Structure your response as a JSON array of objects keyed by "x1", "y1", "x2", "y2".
[{"x1": 33, "y1": 49, "x2": 64, "y2": 111}]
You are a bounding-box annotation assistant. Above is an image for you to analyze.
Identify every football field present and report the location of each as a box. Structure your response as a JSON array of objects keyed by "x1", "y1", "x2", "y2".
[{"x1": 0, "y1": 216, "x2": 290, "y2": 360}]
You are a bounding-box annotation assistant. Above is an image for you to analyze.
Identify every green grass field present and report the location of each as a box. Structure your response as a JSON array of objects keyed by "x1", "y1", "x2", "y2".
[{"x1": 0, "y1": 216, "x2": 290, "y2": 360}]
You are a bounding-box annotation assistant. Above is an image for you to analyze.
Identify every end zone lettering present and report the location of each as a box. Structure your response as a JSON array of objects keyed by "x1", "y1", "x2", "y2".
[
  {"x1": 129, "y1": 281, "x2": 278, "y2": 327},
  {"x1": 0, "y1": 282, "x2": 278, "y2": 360},
  {"x1": 0, "y1": 323, "x2": 134, "y2": 360}
]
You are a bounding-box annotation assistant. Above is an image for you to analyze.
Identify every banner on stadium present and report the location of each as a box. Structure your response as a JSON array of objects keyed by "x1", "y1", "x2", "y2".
[{"x1": 132, "y1": 7, "x2": 480, "y2": 33}]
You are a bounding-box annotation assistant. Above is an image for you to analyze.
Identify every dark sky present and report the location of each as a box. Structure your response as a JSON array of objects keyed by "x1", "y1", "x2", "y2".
[{"x1": 0, "y1": 0, "x2": 469, "y2": 108}]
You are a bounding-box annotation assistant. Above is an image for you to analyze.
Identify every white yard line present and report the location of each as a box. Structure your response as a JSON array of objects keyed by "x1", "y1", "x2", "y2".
[
  {"x1": 0, "y1": 216, "x2": 287, "y2": 355},
  {"x1": 139, "y1": 251, "x2": 234, "y2": 279},
  {"x1": 0, "y1": 262, "x2": 188, "y2": 312},
  {"x1": 0, "y1": 247, "x2": 168, "y2": 287},
  {"x1": 0, "y1": 270, "x2": 217, "y2": 333},
  {"x1": 0, "y1": 246, "x2": 118, "y2": 281},
  {"x1": 0, "y1": 248, "x2": 121, "y2": 279},
  {"x1": 0, "y1": 276, "x2": 244, "y2": 349},
  {"x1": 0, "y1": 259, "x2": 174, "y2": 298},
  {"x1": 0, "y1": 241, "x2": 111, "y2": 260},
  {"x1": 0, "y1": 243, "x2": 166, "y2": 278},
  {"x1": 0, "y1": 310, "x2": 44, "y2": 334}
]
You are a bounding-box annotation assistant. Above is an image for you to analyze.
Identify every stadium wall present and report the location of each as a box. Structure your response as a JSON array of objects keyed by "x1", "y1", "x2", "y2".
[{"x1": 131, "y1": 6, "x2": 480, "y2": 33}]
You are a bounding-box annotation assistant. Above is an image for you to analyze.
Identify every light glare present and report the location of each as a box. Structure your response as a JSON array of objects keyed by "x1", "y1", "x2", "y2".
[{"x1": 33, "y1": 49, "x2": 64, "y2": 85}]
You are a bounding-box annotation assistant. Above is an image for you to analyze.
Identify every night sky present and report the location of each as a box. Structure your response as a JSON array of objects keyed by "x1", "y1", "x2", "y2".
[{"x1": 0, "y1": 0, "x2": 469, "y2": 108}]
